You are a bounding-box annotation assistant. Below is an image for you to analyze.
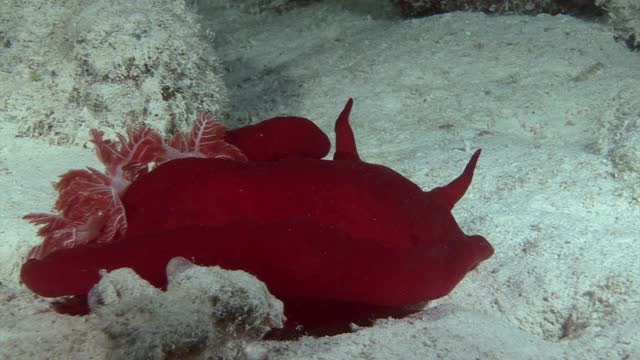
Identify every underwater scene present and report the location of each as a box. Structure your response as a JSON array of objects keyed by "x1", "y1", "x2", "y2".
[{"x1": 1, "y1": 0, "x2": 639, "y2": 359}]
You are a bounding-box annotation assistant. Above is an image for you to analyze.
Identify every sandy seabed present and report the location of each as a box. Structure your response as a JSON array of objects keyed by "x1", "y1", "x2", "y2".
[{"x1": 1, "y1": 1, "x2": 639, "y2": 359}]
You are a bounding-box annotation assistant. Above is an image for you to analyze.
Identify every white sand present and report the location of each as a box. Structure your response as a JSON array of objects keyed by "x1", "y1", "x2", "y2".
[{"x1": 1, "y1": 0, "x2": 639, "y2": 358}]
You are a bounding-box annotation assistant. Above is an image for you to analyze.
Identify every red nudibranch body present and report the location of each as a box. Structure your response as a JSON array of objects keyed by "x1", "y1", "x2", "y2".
[{"x1": 21, "y1": 99, "x2": 493, "y2": 331}]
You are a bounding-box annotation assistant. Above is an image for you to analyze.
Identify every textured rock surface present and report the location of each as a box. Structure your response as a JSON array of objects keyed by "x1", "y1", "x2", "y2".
[
  {"x1": 393, "y1": 0, "x2": 602, "y2": 17},
  {"x1": 88, "y1": 257, "x2": 284, "y2": 360},
  {"x1": 0, "y1": 0, "x2": 227, "y2": 145}
]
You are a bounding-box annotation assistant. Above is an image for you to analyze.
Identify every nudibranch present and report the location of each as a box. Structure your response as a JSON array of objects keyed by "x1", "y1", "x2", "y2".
[{"x1": 21, "y1": 99, "x2": 493, "y2": 332}]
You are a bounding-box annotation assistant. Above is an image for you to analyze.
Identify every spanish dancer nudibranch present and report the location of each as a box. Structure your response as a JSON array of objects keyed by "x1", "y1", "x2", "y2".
[{"x1": 21, "y1": 99, "x2": 493, "y2": 334}]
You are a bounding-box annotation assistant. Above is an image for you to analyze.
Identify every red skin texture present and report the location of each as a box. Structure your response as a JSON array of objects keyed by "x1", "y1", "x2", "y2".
[
  {"x1": 226, "y1": 116, "x2": 330, "y2": 161},
  {"x1": 21, "y1": 99, "x2": 493, "y2": 329}
]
